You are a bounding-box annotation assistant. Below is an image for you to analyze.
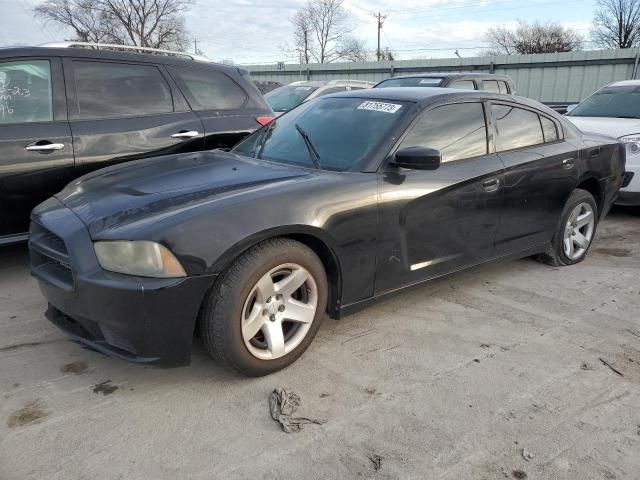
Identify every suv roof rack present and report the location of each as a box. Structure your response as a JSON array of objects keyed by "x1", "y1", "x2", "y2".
[{"x1": 39, "y1": 41, "x2": 211, "y2": 62}]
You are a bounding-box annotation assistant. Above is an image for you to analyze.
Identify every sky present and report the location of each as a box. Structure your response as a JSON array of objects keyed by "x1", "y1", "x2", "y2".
[{"x1": 0, "y1": 0, "x2": 596, "y2": 64}]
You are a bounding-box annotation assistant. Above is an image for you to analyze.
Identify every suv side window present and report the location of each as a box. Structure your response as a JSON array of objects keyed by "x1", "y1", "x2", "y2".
[
  {"x1": 72, "y1": 61, "x2": 173, "y2": 120},
  {"x1": 399, "y1": 102, "x2": 488, "y2": 163},
  {"x1": 0, "y1": 60, "x2": 52, "y2": 124},
  {"x1": 493, "y1": 104, "x2": 544, "y2": 151},
  {"x1": 540, "y1": 115, "x2": 559, "y2": 143},
  {"x1": 169, "y1": 67, "x2": 247, "y2": 110},
  {"x1": 498, "y1": 81, "x2": 510, "y2": 94},
  {"x1": 483, "y1": 80, "x2": 500, "y2": 93},
  {"x1": 449, "y1": 80, "x2": 476, "y2": 90}
]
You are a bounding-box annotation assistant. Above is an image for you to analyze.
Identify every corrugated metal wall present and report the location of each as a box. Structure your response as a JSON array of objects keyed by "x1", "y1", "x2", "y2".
[{"x1": 245, "y1": 49, "x2": 640, "y2": 103}]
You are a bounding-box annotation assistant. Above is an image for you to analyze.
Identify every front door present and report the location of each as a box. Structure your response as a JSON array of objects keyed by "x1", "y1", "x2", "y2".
[
  {"x1": 0, "y1": 57, "x2": 74, "y2": 240},
  {"x1": 63, "y1": 58, "x2": 204, "y2": 177},
  {"x1": 375, "y1": 101, "x2": 504, "y2": 293}
]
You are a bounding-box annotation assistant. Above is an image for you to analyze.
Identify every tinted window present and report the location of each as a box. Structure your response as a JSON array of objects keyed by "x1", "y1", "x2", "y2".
[
  {"x1": 0, "y1": 60, "x2": 52, "y2": 124},
  {"x1": 170, "y1": 67, "x2": 247, "y2": 110},
  {"x1": 73, "y1": 61, "x2": 172, "y2": 119},
  {"x1": 233, "y1": 97, "x2": 408, "y2": 171},
  {"x1": 400, "y1": 102, "x2": 488, "y2": 163},
  {"x1": 376, "y1": 77, "x2": 444, "y2": 88},
  {"x1": 483, "y1": 80, "x2": 500, "y2": 93},
  {"x1": 498, "y1": 81, "x2": 510, "y2": 94},
  {"x1": 265, "y1": 85, "x2": 319, "y2": 112},
  {"x1": 494, "y1": 104, "x2": 544, "y2": 151},
  {"x1": 540, "y1": 116, "x2": 559, "y2": 142},
  {"x1": 568, "y1": 85, "x2": 640, "y2": 118},
  {"x1": 449, "y1": 80, "x2": 476, "y2": 90}
]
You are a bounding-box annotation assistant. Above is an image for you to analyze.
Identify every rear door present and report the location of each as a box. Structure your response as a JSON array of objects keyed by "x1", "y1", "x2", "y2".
[
  {"x1": 375, "y1": 101, "x2": 504, "y2": 293},
  {"x1": 491, "y1": 102, "x2": 578, "y2": 255},
  {"x1": 64, "y1": 58, "x2": 204, "y2": 177},
  {"x1": 167, "y1": 66, "x2": 263, "y2": 150},
  {"x1": 0, "y1": 57, "x2": 73, "y2": 240}
]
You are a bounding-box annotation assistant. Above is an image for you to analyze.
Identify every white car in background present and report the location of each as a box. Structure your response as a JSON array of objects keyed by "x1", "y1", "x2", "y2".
[
  {"x1": 566, "y1": 80, "x2": 640, "y2": 206},
  {"x1": 265, "y1": 79, "x2": 374, "y2": 116}
]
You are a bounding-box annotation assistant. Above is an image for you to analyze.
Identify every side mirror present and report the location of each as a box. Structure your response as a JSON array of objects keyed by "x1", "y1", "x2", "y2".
[{"x1": 393, "y1": 147, "x2": 441, "y2": 170}]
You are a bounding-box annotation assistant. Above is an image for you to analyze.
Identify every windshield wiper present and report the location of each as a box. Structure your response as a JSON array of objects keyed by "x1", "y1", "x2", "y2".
[
  {"x1": 295, "y1": 123, "x2": 321, "y2": 169},
  {"x1": 255, "y1": 119, "x2": 277, "y2": 159}
]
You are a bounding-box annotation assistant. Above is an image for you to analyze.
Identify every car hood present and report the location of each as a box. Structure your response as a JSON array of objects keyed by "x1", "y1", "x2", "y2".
[
  {"x1": 565, "y1": 116, "x2": 640, "y2": 139},
  {"x1": 56, "y1": 150, "x2": 310, "y2": 237}
]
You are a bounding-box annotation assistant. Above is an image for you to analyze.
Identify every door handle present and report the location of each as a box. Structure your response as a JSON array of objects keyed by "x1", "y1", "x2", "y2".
[
  {"x1": 171, "y1": 130, "x2": 200, "y2": 139},
  {"x1": 482, "y1": 178, "x2": 500, "y2": 192},
  {"x1": 25, "y1": 143, "x2": 65, "y2": 152},
  {"x1": 562, "y1": 158, "x2": 575, "y2": 170}
]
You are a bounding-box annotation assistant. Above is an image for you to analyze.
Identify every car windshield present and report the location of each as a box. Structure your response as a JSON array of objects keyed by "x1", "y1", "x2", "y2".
[
  {"x1": 264, "y1": 85, "x2": 319, "y2": 112},
  {"x1": 568, "y1": 85, "x2": 640, "y2": 118},
  {"x1": 233, "y1": 97, "x2": 410, "y2": 171},
  {"x1": 376, "y1": 77, "x2": 444, "y2": 88}
]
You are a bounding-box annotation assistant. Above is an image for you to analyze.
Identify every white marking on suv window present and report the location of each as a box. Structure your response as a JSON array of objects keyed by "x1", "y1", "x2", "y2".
[{"x1": 357, "y1": 101, "x2": 402, "y2": 114}]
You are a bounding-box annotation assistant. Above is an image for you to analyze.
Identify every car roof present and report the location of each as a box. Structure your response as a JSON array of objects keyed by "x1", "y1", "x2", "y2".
[
  {"x1": 382, "y1": 72, "x2": 512, "y2": 80},
  {"x1": 606, "y1": 80, "x2": 640, "y2": 87},
  {"x1": 0, "y1": 45, "x2": 240, "y2": 75},
  {"x1": 322, "y1": 87, "x2": 555, "y2": 112}
]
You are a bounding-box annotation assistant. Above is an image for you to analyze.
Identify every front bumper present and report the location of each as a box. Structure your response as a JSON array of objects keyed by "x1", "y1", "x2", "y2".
[
  {"x1": 617, "y1": 171, "x2": 640, "y2": 205},
  {"x1": 30, "y1": 198, "x2": 216, "y2": 367}
]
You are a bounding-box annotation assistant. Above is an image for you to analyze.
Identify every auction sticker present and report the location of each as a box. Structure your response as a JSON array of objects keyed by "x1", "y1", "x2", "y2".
[{"x1": 357, "y1": 101, "x2": 402, "y2": 114}]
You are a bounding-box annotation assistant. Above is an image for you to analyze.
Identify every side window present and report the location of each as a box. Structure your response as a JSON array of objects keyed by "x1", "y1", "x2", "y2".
[
  {"x1": 317, "y1": 86, "x2": 348, "y2": 96},
  {"x1": 169, "y1": 67, "x2": 247, "y2": 110},
  {"x1": 72, "y1": 61, "x2": 173, "y2": 120},
  {"x1": 399, "y1": 102, "x2": 488, "y2": 163},
  {"x1": 493, "y1": 104, "x2": 544, "y2": 151},
  {"x1": 483, "y1": 80, "x2": 500, "y2": 93},
  {"x1": 0, "y1": 60, "x2": 52, "y2": 124},
  {"x1": 449, "y1": 80, "x2": 476, "y2": 90},
  {"x1": 540, "y1": 116, "x2": 559, "y2": 143},
  {"x1": 498, "y1": 81, "x2": 510, "y2": 94}
]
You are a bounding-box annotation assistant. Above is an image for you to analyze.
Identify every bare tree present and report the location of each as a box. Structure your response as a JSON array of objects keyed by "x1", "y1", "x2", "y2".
[
  {"x1": 486, "y1": 20, "x2": 582, "y2": 55},
  {"x1": 34, "y1": 0, "x2": 192, "y2": 50},
  {"x1": 380, "y1": 47, "x2": 395, "y2": 61},
  {"x1": 289, "y1": 0, "x2": 369, "y2": 63},
  {"x1": 592, "y1": 0, "x2": 640, "y2": 48}
]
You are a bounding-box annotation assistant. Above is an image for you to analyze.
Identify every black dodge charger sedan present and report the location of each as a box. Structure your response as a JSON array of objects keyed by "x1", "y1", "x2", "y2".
[{"x1": 30, "y1": 88, "x2": 625, "y2": 376}]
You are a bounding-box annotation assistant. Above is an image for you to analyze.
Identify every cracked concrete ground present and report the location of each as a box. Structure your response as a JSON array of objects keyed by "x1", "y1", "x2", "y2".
[{"x1": 1, "y1": 208, "x2": 639, "y2": 480}]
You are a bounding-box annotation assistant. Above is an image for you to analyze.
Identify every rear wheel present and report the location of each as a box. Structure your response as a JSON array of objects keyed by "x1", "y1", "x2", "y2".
[
  {"x1": 537, "y1": 188, "x2": 598, "y2": 266},
  {"x1": 200, "y1": 238, "x2": 327, "y2": 376}
]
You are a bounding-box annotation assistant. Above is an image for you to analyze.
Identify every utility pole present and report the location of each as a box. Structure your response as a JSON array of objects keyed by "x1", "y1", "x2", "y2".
[
  {"x1": 374, "y1": 12, "x2": 387, "y2": 61},
  {"x1": 194, "y1": 38, "x2": 198, "y2": 55}
]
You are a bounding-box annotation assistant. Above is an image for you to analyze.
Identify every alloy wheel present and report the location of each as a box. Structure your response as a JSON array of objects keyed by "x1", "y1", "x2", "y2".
[
  {"x1": 563, "y1": 202, "x2": 595, "y2": 260},
  {"x1": 241, "y1": 263, "x2": 318, "y2": 360}
]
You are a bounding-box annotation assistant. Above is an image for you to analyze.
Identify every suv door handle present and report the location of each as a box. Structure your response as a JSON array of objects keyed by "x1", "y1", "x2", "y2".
[
  {"x1": 562, "y1": 158, "x2": 575, "y2": 169},
  {"x1": 171, "y1": 130, "x2": 200, "y2": 139},
  {"x1": 482, "y1": 178, "x2": 500, "y2": 192},
  {"x1": 25, "y1": 143, "x2": 65, "y2": 152}
]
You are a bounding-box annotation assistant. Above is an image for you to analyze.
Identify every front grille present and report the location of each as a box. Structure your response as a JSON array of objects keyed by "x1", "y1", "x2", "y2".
[{"x1": 29, "y1": 222, "x2": 74, "y2": 290}]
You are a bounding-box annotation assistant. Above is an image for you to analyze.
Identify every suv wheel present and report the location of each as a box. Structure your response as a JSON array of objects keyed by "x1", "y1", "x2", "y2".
[{"x1": 200, "y1": 238, "x2": 327, "y2": 376}]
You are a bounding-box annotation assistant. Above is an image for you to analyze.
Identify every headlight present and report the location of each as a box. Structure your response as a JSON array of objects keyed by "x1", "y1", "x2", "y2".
[
  {"x1": 94, "y1": 241, "x2": 186, "y2": 278},
  {"x1": 619, "y1": 134, "x2": 640, "y2": 155}
]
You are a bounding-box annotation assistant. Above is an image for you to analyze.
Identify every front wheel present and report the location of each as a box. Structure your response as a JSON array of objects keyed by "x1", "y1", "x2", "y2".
[
  {"x1": 537, "y1": 188, "x2": 598, "y2": 266},
  {"x1": 200, "y1": 238, "x2": 327, "y2": 376}
]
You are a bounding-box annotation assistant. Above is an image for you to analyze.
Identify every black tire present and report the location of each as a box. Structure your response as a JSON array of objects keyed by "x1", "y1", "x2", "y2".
[
  {"x1": 199, "y1": 238, "x2": 327, "y2": 377},
  {"x1": 537, "y1": 188, "x2": 599, "y2": 266}
]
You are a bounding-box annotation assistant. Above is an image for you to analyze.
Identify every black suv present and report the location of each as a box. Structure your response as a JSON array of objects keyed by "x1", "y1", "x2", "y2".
[
  {"x1": 0, "y1": 43, "x2": 273, "y2": 244},
  {"x1": 374, "y1": 72, "x2": 517, "y2": 94}
]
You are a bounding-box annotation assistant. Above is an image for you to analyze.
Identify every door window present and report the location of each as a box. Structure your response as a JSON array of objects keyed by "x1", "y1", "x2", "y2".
[
  {"x1": 483, "y1": 80, "x2": 500, "y2": 93},
  {"x1": 449, "y1": 80, "x2": 476, "y2": 90},
  {"x1": 540, "y1": 115, "x2": 559, "y2": 143},
  {"x1": 72, "y1": 61, "x2": 173, "y2": 119},
  {"x1": 0, "y1": 60, "x2": 52, "y2": 124},
  {"x1": 498, "y1": 81, "x2": 510, "y2": 94},
  {"x1": 399, "y1": 102, "x2": 488, "y2": 163},
  {"x1": 169, "y1": 67, "x2": 247, "y2": 110},
  {"x1": 493, "y1": 104, "x2": 544, "y2": 151}
]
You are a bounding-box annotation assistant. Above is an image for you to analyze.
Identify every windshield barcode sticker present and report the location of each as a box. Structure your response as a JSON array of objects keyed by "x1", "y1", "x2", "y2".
[{"x1": 357, "y1": 101, "x2": 402, "y2": 114}]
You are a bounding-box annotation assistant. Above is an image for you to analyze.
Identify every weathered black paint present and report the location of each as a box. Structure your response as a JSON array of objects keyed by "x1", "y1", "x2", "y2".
[{"x1": 30, "y1": 89, "x2": 625, "y2": 367}]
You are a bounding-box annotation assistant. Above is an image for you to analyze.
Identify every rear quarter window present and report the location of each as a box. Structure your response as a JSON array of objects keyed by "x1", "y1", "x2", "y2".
[{"x1": 169, "y1": 67, "x2": 247, "y2": 110}]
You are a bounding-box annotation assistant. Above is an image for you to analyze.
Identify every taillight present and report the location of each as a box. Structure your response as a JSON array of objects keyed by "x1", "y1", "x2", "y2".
[{"x1": 256, "y1": 116, "x2": 274, "y2": 126}]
